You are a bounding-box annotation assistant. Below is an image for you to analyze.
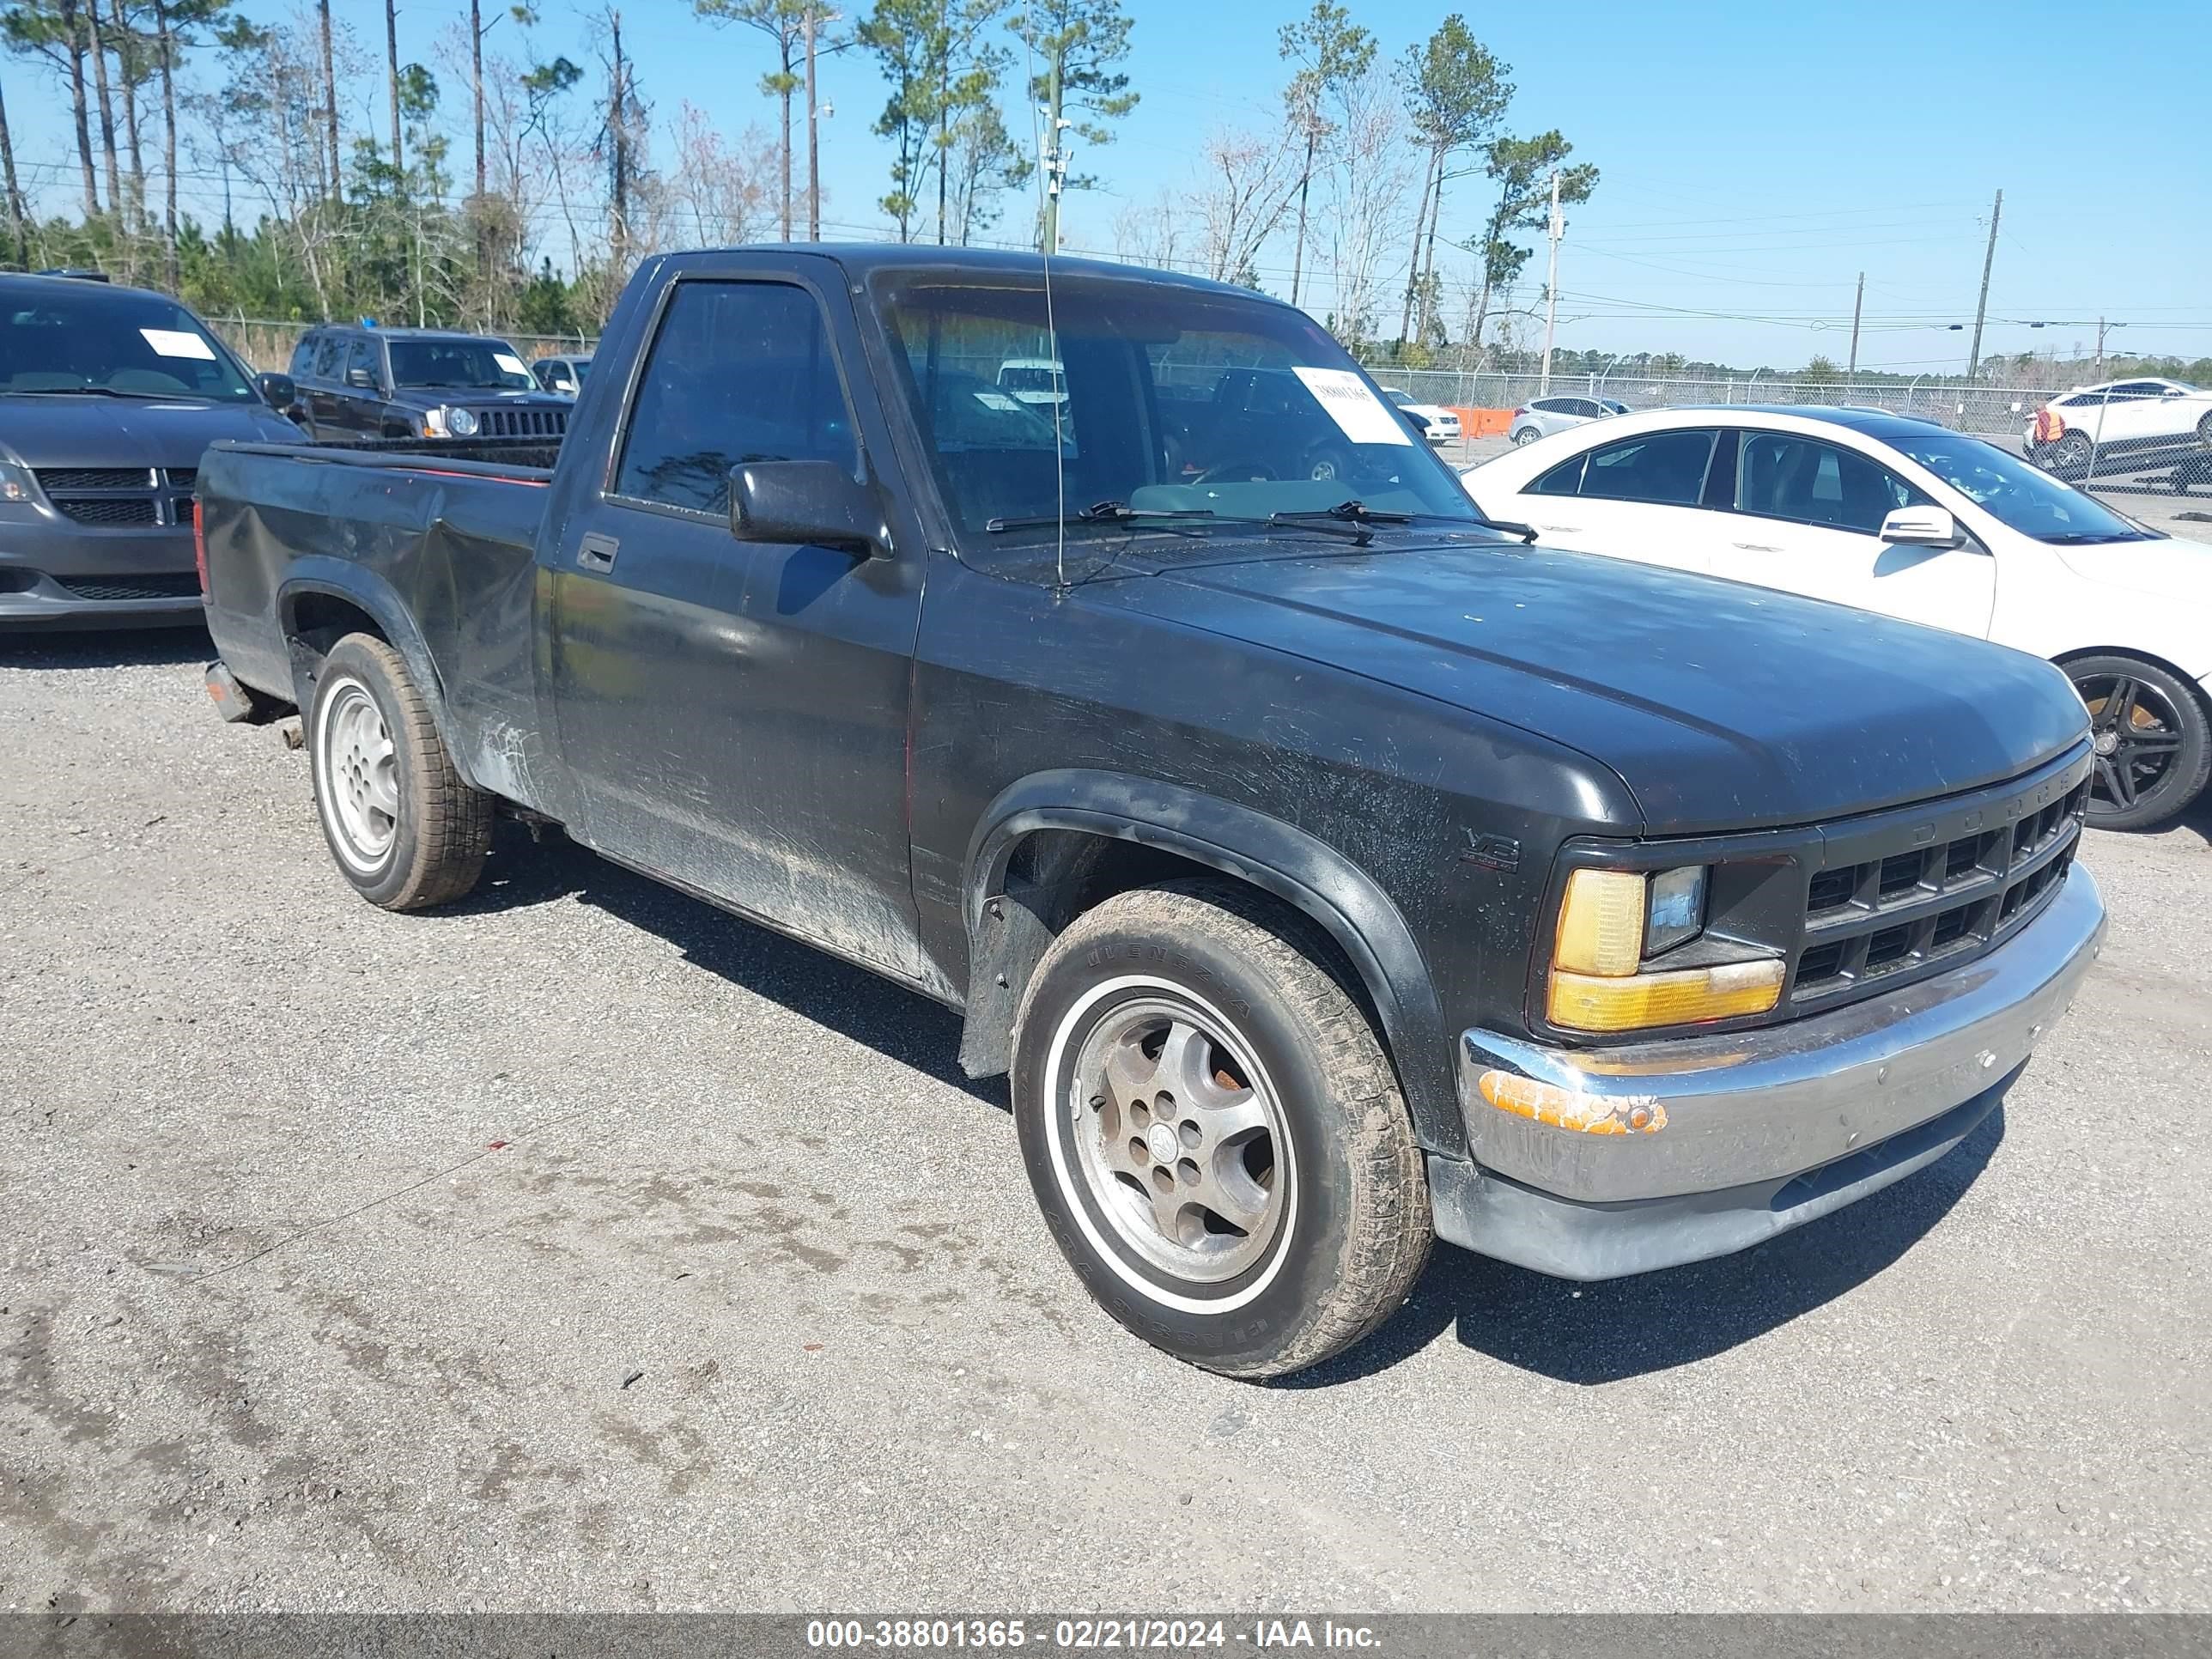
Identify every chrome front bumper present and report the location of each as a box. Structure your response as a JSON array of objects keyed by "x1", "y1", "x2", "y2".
[{"x1": 1433, "y1": 865, "x2": 2106, "y2": 1279}]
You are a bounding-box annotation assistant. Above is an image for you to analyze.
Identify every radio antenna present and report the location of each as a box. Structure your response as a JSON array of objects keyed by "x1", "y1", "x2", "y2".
[{"x1": 1024, "y1": 27, "x2": 1068, "y2": 589}]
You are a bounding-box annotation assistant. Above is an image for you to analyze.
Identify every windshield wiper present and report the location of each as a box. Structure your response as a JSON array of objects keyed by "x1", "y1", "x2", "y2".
[
  {"x1": 5, "y1": 385, "x2": 218, "y2": 401},
  {"x1": 1267, "y1": 500, "x2": 1541, "y2": 545},
  {"x1": 986, "y1": 500, "x2": 1218, "y2": 533}
]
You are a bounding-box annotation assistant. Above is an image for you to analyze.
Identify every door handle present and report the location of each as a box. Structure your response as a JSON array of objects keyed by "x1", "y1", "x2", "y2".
[{"x1": 577, "y1": 533, "x2": 618, "y2": 573}]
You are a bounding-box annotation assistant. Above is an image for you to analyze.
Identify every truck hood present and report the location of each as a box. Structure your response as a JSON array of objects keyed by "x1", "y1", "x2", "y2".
[
  {"x1": 0, "y1": 393, "x2": 300, "y2": 467},
  {"x1": 1095, "y1": 536, "x2": 2090, "y2": 835}
]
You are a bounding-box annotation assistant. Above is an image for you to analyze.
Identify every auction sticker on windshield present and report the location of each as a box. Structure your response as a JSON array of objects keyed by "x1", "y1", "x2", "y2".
[
  {"x1": 495, "y1": 352, "x2": 530, "y2": 377},
  {"x1": 140, "y1": 328, "x2": 216, "y2": 360},
  {"x1": 1292, "y1": 366, "x2": 1412, "y2": 447}
]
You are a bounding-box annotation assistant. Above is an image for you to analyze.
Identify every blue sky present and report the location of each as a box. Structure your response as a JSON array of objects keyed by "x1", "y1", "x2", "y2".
[{"x1": 5, "y1": 0, "x2": 2205, "y2": 371}]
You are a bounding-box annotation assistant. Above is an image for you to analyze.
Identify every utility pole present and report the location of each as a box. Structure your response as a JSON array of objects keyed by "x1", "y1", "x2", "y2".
[
  {"x1": 1966, "y1": 186, "x2": 2001, "y2": 381},
  {"x1": 1539, "y1": 168, "x2": 1561, "y2": 394},
  {"x1": 1847, "y1": 270, "x2": 1864, "y2": 377},
  {"x1": 2094, "y1": 317, "x2": 2124, "y2": 378},
  {"x1": 803, "y1": 5, "x2": 820, "y2": 241},
  {"x1": 1039, "y1": 54, "x2": 1068, "y2": 252}
]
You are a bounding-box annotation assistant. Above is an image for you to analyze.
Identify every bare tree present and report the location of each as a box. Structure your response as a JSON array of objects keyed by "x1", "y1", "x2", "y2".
[
  {"x1": 1193, "y1": 124, "x2": 1300, "y2": 286},
  {"x1": 383, "y1": 0, "x2": 401, "y2": 170},
  {"x1": 1319, "y1": 67, "x2": 1413, "y2": 349},
  {"x1": 0, "y1": 72, "x2": 25, "y2": 263},
  {"x1": 3, "y1": 0, "x2": 103, "y2": 217},
  {"x1": 694, "y1": 0, "x2": 805, "y2": 241},
  {"x1": 85, "y1": 0, "x2": 118, "y2": 215},
  {"x1": 106, "y1": 0, "x2": 145, "y2": 238},
  {"x1": 1277, "y1": 1, "x2": 1372, "y2": 307},
  {"x1": 649, "y1": 100, "x2": 773, "y2": 247},
  {"x1": 316, "y1": 0, "x2": 337, "y2": 197},
  {"x1": 1110, "y1": 187, "x2": 1182, "y2": 271}
]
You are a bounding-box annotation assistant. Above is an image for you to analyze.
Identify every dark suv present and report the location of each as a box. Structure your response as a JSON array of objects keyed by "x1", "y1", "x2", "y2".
[
  {"x1": 283, "y1": 325, "x2": 573, "y2": 443},
  {"x1": 0, "y1": 271, "x2": 301, "y2": 629}
]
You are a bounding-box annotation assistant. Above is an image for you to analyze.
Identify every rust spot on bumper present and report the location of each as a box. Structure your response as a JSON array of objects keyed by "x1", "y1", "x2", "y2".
[{"x1": 1477, "y1": 1068, "x2": 1667, "y2": 1135}]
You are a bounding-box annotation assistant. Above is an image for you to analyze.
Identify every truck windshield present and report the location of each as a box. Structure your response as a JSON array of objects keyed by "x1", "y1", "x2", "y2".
[
  {"x1": 876, "y1": 270, "x2": 1482, "y2": 543},
  {"x1": 388, "y1": 338, "x2": 534, "y2": 391},
  {"x1": 0, "y1": 286, "x2": 255, "y2": 401},
  {"x1": 1896, "y1": 434, "x2": 2154, "y2": 544}
]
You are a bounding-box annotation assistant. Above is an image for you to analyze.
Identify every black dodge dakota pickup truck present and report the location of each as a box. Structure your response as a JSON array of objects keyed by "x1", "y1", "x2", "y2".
[{"x1": 198, "y1": 246, "x2": 2106, "y2": 1378}]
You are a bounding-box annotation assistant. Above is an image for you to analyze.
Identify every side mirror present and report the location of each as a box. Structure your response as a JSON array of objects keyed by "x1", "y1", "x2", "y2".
[
  {"x1": 345, "y1": 367, "x2": 379, "y2": 391},
  {"x1": 1879, "y1": 505, "x2": 1965, "y2": 549},
  {"x1": 729, "y1": 460, "x2": 886, "y2": 557},
  {"x1": 255, "y1": 371, "x2": 296, "y2": 410}
]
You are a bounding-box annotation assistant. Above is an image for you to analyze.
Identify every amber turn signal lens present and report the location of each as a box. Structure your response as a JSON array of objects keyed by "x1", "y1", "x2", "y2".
[
  {"x1": 1553, "y1": 868, "x2": 1646, "y2": 976},
  {"x1": 1547, "y1": 958, "x2": 1784, "y2": 1034}
]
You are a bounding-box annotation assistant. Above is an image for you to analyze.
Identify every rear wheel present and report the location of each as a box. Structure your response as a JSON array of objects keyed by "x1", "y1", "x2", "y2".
[
  {"x1": 1012, "y1": 880, "x2": 1431, "y2": 1380},
  {"x1": 2066, "y1": 653, "x2": 2211, "y2": 830},
  {"x1": 1511, "y1": 427, "x2": 1539, "y2": 447},
  {"x1": 307, "y1": 633, "x2": 493, "y2": 908},
  {"x1": 2196, "y1": 410, "x2": 2212, "y2": 447}
]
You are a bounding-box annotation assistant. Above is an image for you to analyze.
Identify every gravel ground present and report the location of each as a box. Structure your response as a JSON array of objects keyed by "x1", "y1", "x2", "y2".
[{"x1": 3, "y1": 597, "x2": 2210, "y2": 1614}]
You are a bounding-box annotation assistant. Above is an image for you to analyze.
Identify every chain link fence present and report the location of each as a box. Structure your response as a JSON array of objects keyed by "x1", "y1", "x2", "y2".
[
  {"x1": 1358, "y1": 365, "x2": 2062, "y2": 438},
  {"x1": 1363, "y1": 365, "x2": 2212, "y2": 489}
]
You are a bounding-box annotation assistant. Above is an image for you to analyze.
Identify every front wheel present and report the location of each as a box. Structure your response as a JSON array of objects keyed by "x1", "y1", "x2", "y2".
[
  {"x1": 2067, "y1": 653, "x2": 2212, "y2": 830},
  {"x1": 307, "y1": 633, "x2": 494, "y2": 908},
  {"x1": 1012, "y1": 880, "x2": 1431, "y2": 1380},
  {"x1": 1305, "y1": 447, "x2": 1353, "y2": 484},
  {"x1": 2051, "y1": 430, "x2": 2095, "y2": 475}
]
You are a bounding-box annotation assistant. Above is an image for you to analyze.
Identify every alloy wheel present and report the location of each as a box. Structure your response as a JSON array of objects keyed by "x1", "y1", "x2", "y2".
[
  {"x1": 2079, "y1": 670, "x2": 2186, "y2": 817},
  {"x1": 1066, "y1": 994, "x2": 1288, "y2": 1285}
]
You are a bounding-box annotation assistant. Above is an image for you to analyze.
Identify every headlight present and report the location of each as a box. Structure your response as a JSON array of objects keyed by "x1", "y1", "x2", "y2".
[
  {"x1": 1645, "y1": 866, "x2": 1706, "y2": 956},
  {"x1": 447, "y1": 406, "x2": 480, "y2": 437},
  {"x1": 1547, "y1": 865, "x2": 1780, "y2": 1033},
  {"x1": 0, "y1": 459, "x2": 40, "y2": 503}
]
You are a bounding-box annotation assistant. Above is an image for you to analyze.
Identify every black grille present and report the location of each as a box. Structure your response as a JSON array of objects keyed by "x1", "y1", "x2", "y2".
[
  {"x1": 55, "y1": 572, "x2": 202, "y2": 601},
  {"x1": 164, "y1": 467, "x2": 198, "y2": 489},
  {"x1": 52, "y1": 495, "x2": 160, "y2": 526},
  {"x1": 37, "y1": 466, "x2": 153, "y2": 492},
  {"x1": 1790, "y1": 769, "x2": 2090, "y2": 1004},
  {"x1": 476, "y1": 406, "x2": 567, "y2": 439}
]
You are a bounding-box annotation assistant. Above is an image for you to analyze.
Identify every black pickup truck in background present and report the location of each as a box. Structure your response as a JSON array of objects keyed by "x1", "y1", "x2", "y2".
[
  {"x1": 198, "y1": 246, "x2": 2106, "y2": 1378},
  {"x1": 0, "y1": 271, "x2": 301, "y2": 629},
  {"x1": 281, "y1": 323, "x2": 574, "y2": 444}
]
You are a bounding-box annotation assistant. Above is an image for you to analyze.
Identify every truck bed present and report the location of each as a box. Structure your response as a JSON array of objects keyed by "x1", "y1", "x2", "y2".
[{"x1": 198, "y1": 440, "x2": 561, "y2": 811}]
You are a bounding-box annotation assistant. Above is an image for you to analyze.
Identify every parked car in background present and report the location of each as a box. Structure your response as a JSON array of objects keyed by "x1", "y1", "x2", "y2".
[
  {"x1": 0, "y1": 270, "x2": 301, "y2": 629},
  {"x1": 995, "y1": 356, "x2": 1067, "y2": 415},
  {"x1": 1509, "y1": 394, "x2": 1628, "y2": 446},
  {"x1": 1381, "y1": 387, "x2": 1462, "y2": 444},
  {"x1": 283, "y1": 325, "x2": 574, "y2": 443},
  {"x1": 2027, "y1": 378, "x2": 2212, "y2": 477},
  {"x1": 531, "y1": 354, "x2": 592, "y2": 398},
  {"x1": 198, "y1": 246, "x2": 2106, "y2": 1378},
  {"x1": 1464, "y1": 404, "x2": 2212, "y2": 828}
]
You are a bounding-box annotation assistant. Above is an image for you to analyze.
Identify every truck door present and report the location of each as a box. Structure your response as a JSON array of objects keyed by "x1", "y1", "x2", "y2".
[{"x1": 545, "y1": 273, "x2": 928, "y2": 981}]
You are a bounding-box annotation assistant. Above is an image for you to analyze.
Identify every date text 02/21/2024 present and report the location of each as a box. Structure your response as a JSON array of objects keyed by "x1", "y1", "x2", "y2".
[{"x1": 803, "y1": 1619, "x2": 1382, "y2": 1650}]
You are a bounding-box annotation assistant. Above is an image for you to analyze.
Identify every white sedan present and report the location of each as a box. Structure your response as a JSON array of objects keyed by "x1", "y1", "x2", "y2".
[
  {"x1": 1381, "y1": 387, "x2": 1461, "y2": 444},
  {"x1": 1463, "y1": 405, "x2": 2212, "y2": 829}
]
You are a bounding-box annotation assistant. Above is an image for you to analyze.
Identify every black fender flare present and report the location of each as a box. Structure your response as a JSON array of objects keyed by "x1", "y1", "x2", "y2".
[
  {"x1": 276, "y1": 557, "x2": 474, "y2": 790},
  {"x1": 963, "y1": 769, "x2": 1463, "y2": 1159}
]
